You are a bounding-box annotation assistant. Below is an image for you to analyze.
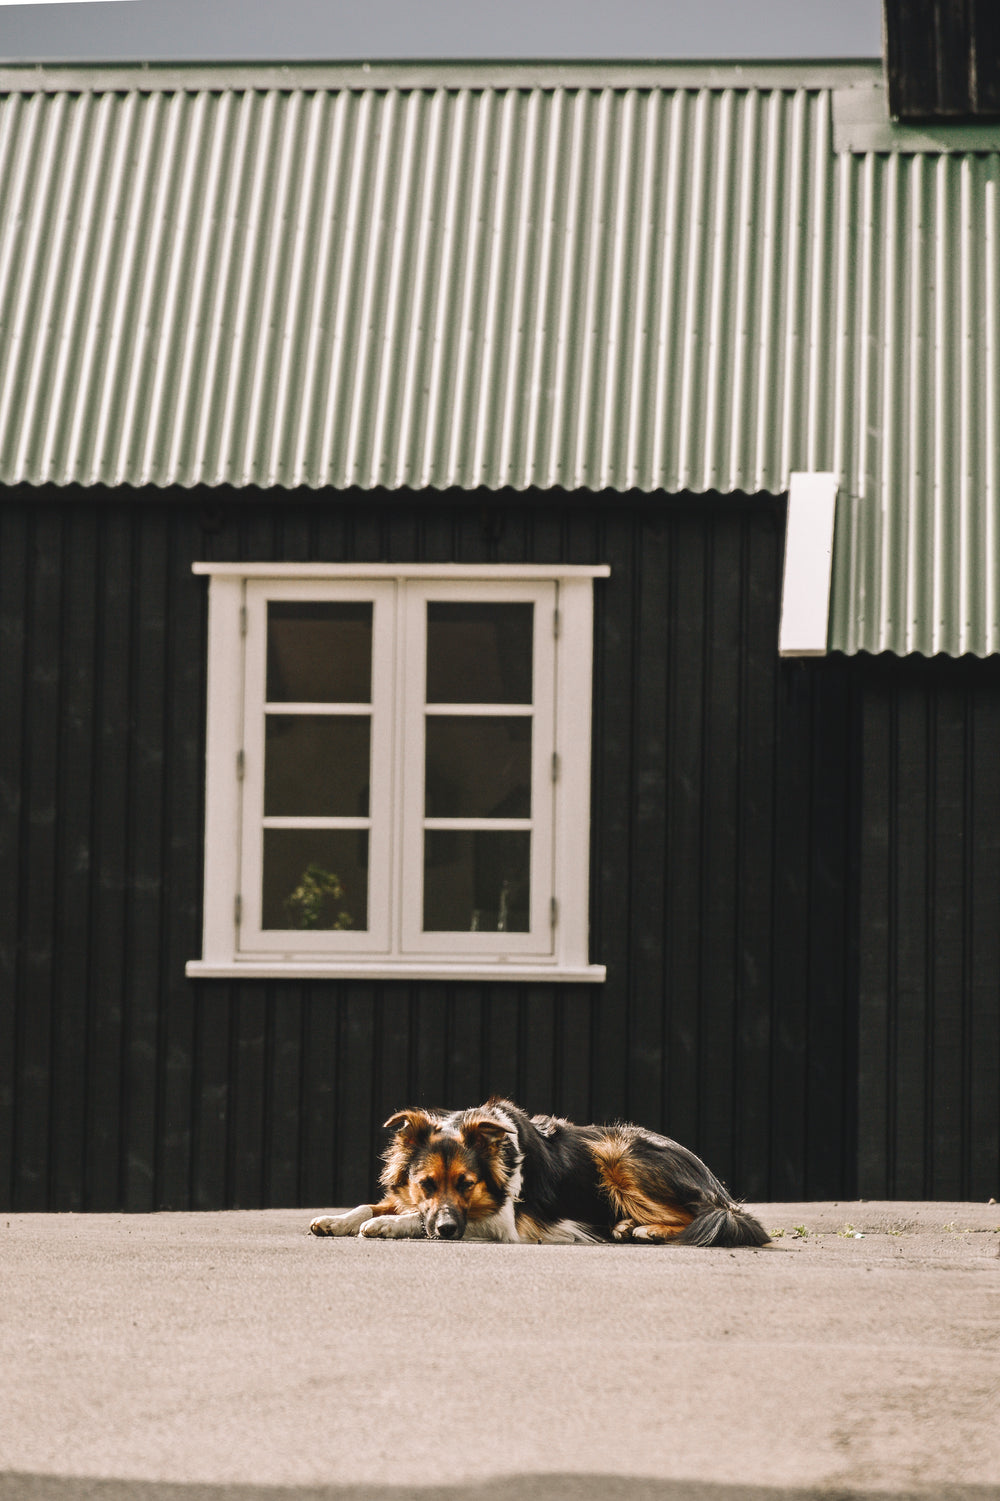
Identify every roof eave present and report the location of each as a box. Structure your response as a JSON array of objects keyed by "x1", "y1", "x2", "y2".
[{"x1": 0, "y1": 57, "x2": 883, "y2": 95}]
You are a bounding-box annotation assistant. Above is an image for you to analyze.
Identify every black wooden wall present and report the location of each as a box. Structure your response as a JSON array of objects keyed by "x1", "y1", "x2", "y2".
[
  {"x1": 857, "y1": 655, "x2": 1000, "y2": 1200},
  {"x1": 3, "y1": 485, "x2": 994, "y2": 1211},
  {"x1": 883, "y1": 0, "x2": 1000, "y2": 119}
]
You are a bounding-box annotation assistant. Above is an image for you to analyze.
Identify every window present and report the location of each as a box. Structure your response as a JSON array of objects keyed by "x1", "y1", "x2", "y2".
[{"x1": 186, "y1": 564, "x2": 608, "y2": 981}]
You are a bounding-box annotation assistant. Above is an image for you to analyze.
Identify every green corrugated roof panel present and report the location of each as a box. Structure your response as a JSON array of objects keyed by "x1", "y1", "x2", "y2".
[
  {"x1": 0, "y1": 62, "x2": 998, "y2": 656},
  {"x1": 827, "y1": 148, "x2": 1000, "y2": 657}
]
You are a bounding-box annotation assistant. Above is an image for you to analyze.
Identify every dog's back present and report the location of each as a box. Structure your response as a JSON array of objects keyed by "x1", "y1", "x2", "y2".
[{"x1": 501, "y1": 1101, "x2": 770, "y2": 1247}]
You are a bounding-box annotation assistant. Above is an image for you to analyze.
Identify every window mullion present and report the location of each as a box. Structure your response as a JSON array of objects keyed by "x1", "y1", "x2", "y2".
[
  {"x1": 366, "y1": 581, "x2": 396, "y2": 954},
  {"x1": 397, "y1": 578, "x2": 427, "y2": 954},
  {"x1": 390, "y1": 577, "x2": 413, "y2": 959}
]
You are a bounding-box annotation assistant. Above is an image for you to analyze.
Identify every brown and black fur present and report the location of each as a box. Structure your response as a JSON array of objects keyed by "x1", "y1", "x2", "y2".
[{"x1": 310, "y1": 1099, "x2": 770, "y2": 1248}]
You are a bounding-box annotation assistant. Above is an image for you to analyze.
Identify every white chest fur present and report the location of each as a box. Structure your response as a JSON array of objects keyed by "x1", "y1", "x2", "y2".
[{"x1": 463, "y1": 1200, "x2": 520, "y2": 1242}]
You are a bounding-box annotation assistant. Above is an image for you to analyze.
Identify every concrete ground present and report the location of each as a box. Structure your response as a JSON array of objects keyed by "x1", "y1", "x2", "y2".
[{"x1": 1, "y1": 1202, "x2": 998, "y2": 1501}]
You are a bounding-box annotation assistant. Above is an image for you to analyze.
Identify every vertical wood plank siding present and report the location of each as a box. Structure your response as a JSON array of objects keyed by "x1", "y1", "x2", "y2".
[
  {"x1": 883, "y1": 0, "x2": 1000, "y2": 118},
  {"x1": 9, "y1": 488, "x2": 990, "y2": 1209},
  {"x1": 857, "y1": 656, "x2": 1000, "y2": 1200}
]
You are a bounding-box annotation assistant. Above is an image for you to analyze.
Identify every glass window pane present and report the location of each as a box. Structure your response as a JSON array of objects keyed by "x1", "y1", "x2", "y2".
[
  {"x1": 267, "y1": 602, "x2": 372, "y2": 703},
  {"x1": 262, "y1": 829, "x2": 368, "y2": 931},
  {"x1": 426, "y1": 602, "x2": 533, "y2": 704},
  {"x1": 423, "y1": 830, "x2": 530, "y2": 932},
  {"x1": 264, "y1": 715, "x2": 370, "y2": 817},
  {"x1": 424, "y1": 716, "x2": 531, "y2": 818}
]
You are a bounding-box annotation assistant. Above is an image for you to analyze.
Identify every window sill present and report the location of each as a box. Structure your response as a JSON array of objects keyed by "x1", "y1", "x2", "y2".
[{"x1": 186, "y1": 958, "x2": 606, "y2": 983}]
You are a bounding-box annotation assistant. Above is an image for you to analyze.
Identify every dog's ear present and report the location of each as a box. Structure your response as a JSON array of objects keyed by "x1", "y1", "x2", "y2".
[
  {"x1": 383, "y1": 1108, "x2": 435, "y2": 1144},
  {"x1": 460, "y1": 1117, "x2": 510, "y2": 1154}
]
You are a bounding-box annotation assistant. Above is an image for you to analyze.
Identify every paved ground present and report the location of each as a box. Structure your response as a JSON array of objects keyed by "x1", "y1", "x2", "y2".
[{"x1": 1, "y1": 1202, "x2": 998, "y2": 1501}]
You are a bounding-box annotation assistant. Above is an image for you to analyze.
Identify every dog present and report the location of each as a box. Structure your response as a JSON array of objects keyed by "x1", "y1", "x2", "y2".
[{"x1": 309, "y1": 1098, "x2": 769, "y2": 1247}]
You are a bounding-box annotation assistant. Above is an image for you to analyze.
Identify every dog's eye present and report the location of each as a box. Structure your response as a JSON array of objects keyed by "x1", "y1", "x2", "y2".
[
  {"x1": 419, "y1": 1177, "x2": 437, "y2": 1196},
  {"x1": 455, "y1": 1176, "x2": 474, "y2": 1196}
]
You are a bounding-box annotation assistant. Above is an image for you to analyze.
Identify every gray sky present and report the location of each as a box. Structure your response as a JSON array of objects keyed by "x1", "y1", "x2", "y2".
[{"x1": 0, "y1": 0, "x2": 882, "y2": 63}]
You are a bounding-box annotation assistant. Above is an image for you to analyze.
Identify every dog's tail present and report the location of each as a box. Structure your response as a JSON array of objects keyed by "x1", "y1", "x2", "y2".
[{"x1": 676, "y1": 1200, "x2": 770, "y2": 1247}]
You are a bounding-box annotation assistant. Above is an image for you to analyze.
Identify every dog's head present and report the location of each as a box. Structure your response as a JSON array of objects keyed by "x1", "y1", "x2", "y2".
[{"x1": 381, "y1": 1108, "x2": 514, "y2": 1240}]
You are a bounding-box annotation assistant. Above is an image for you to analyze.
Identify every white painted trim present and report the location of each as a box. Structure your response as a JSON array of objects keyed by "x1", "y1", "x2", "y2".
[
  {"x1": 186, "y1": 960, "x2": 607, "y2": 983},
  {"x1": 191, "y1": 564, "x2": 609, "y2": 980},
  {"x1": 779, "y1": 472, "x2": 838, "y2": 657},
  {"x1": 193, "y1": 562, "x2": 611, "y2": 580},
  {"x1": 200, "y1": 576, "x2": 245, "y2": 964},
  {"x1": 553, "y1": 578, "x2": 597, "y2": 971}
]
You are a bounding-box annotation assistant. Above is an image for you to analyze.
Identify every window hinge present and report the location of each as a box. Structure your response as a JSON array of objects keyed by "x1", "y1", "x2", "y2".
[
  {"x1": 235, "y1": 893, "x2": 243, "y2": 927},
  {"x1": 236, "y1": 748, "x2": 245, "y2": 780},
  {"x1": 551, "y1": 751, "x2": 560, "y2": 782},
  {"x1": 550, "y1": 896, "x2": 558, "y2": 928}
]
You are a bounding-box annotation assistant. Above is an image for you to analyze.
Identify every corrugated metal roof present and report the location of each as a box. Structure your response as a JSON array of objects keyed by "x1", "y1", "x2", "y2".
[
  {"x1": 827, "y1": 146, "x2": 1000, "y2": 657},
  {"x1": 0, "y1": 62, "x2": 998, "y2": 656}
]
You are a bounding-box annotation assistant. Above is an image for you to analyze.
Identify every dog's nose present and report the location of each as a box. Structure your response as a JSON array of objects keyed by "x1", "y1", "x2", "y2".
[{"x1": 435, "y1": 1220, "x2": 460, "y2": 1239}]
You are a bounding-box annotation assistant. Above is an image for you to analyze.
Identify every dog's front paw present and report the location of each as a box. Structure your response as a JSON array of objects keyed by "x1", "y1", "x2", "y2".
[
  {"x1": 358, "y1": 1212, "x2": 425, "y2": 1239},
  {"x1": 310, "y1": 1205, "x2": 374, "y2": 1237}
]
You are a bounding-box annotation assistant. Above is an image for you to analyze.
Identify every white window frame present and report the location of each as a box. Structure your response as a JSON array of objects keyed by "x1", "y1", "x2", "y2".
[{"x1": 186, "y1": 563, "x2": 608, "y2": 983}]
